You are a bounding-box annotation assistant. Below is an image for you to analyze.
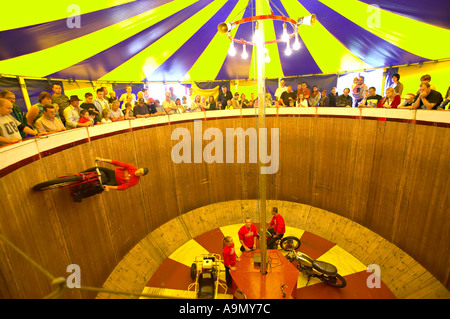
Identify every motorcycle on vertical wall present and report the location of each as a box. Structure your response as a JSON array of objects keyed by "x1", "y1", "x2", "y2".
[{"x1": 285, "y1": 249, "x2": 347, "y2": 288}]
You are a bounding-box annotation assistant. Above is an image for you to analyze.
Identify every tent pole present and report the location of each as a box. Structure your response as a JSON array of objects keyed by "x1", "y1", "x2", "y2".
[{"x1": 255, "y1": 0, "x2": 267, "y2": 276}]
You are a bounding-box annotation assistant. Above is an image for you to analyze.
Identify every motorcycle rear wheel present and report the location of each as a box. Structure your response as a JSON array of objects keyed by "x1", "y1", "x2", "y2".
[
  {"x1": 32, "y1": 176, "x2": 82, "y2": 191},
  {"x1": 280, "y1": 236, "x2": 301, "y2": 251},
  {"x1": 323, "y1": 274, "x2": 347, "y2": 288}
]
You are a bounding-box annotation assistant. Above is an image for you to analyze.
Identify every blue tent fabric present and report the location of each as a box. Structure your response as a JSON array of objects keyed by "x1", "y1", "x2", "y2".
[
  {"x1": 299, "y1": 0, "x2": 430, "y2": 68},
  {"x1": 359, "y1": 0, "x2": 450, "y2": 29},
  {"x1": 149, "y1": 0, "x2": 240, "y2": 82},
  {"x1": 24, "y1": 79, "x2": 64, "y2": 105},
  {"x1": 0, "y1": 0, "x2": 448, "y2": 83},
  {"x1": 0, "y1": 77, "x2": 26, "y2": 112},
  {"x1": 0, "y1": 0, "x2": 172, "y2": 61},
  {"x1": 48, "y1": 0, "x2": 215, "y2": 81}
]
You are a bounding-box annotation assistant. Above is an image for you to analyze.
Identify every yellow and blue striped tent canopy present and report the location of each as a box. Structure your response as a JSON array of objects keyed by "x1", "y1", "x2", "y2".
[{"x1": 0, "y1": 0, "x2": 449, "y2": 82}]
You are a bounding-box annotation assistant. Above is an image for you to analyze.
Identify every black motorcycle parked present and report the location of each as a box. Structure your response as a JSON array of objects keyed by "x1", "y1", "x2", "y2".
[{"x1": 285, "y1": 249, "x2": 347, "y2": 288}]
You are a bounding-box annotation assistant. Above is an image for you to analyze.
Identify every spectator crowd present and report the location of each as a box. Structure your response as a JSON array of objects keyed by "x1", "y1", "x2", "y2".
[{"x1": 0, "y1": 74, "x2": 448, "y2": 146}]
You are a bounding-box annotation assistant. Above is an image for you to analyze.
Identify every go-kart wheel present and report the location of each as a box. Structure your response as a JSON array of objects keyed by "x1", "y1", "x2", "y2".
[
  {"x1": 212, "y1": 266, "x2": 218, "y2": 281},
  {"x1": 280, "y1": 236, "x2": 301, "y2": 251},
  {"x1": 190, "y1": 263, "x2": 197, "y2": 281}
]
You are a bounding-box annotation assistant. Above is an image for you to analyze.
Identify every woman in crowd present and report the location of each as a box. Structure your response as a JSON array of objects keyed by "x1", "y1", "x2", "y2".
[
  {"x1": 309, "y1": 85, "x2": 321, "y2": 106},
  {"x1": 101, "y1": 109, "x2": 112, "y2": 123},
  {"x1": 26, "y1": 91, "x2": 53, "y2": 127},
  {"x1": 206, "y1": 95, "x2": 216, "y2": 110},
  {"x1": 391, "y1": 73, "x2": 403, "y2": 96},
  {"x1": 175, "y1": 98, "x2": 186, "y2": 113},
  {"x1": 190, "y1": 94, "x2": 202, "y2": 112},
  {"x1": 296, "y1": 93, "x2": 309, "y2": 107},
  {"x1": 239, "y1": 93, "x2": 248, "y2": 108},
  {"x1": 200, "y1": 96, "x2": 207, "y2": 110},
  {"x1": 377, "y1": 87, "x2": 401, "y2": 108}
]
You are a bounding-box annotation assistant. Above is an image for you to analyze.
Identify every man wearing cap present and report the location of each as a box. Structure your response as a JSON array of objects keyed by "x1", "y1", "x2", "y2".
[
  {"x1": 64, "y1": 95, "x2": 93, "y2": 129},
  {"x1": 398, "y1": 93, "x2": 416, "y2": 108},
  {"x1": 134, "y1": 98, "x2": 151, "y2": 118}
]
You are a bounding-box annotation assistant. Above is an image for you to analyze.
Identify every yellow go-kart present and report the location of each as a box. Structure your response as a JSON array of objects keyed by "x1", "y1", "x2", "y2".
[{"x1": 188, "y1": 253, "x2": 228, "y2": 299}]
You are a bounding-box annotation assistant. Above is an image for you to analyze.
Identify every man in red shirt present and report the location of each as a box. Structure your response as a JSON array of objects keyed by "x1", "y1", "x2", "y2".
[
  {"x1": 267, "y1": 207, "x2": 285, "y2": 249},
  {"x1": 94, "y1": 157, "x2": 148, "y2": 191},
  {"x1": 238, "y1": 217, "x2": 258, "y2": 252},
  {"x1": 223, "y1": 236, "x2": 240, "y2": 287}
]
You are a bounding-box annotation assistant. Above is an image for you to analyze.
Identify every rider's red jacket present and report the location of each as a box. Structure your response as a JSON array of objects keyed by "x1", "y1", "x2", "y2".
[{"x1": 111, "y1": 160, "x2": 140, "y2": 190}]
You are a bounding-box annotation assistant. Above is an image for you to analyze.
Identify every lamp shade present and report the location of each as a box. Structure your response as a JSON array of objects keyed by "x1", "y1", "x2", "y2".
[
  {"x1": 217, "y1": 22, "x2": 236, "y2": 34},
  {"x1": 298, "y1": 14, "x2": 316, "y2": 26}
]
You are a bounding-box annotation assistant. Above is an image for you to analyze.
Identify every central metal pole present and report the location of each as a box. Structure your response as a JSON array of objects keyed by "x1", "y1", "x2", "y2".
[{"x1": 255, "y1": 0, "x2": 267, "y2": 275}]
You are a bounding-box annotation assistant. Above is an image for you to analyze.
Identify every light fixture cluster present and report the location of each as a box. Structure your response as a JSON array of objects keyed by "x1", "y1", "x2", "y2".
[{"x1": 219, "y1": 14, "x2": 316, "y2": 62}]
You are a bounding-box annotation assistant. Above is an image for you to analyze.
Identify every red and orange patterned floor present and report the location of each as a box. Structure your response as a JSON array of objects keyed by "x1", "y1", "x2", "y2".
[{"x1": 142, "y1": 224, "x2": 396, "y2": 299}]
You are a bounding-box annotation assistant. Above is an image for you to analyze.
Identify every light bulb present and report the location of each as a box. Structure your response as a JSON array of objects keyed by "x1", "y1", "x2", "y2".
[
  {"x1": 253, "y1": 22, "x2": 263, "y2": 45},
  {"x1": 253, "y1": 31, "x2": 262, "y2": 45},
  {"x1": 228, "y1": 41, "x2": 236, "y2": 56},
  {"x1": 241, "y1": 44, "x2": 248, "y2": 59},
  {"x1": 281, "y1": 23, "x2": 289, "y2": 42},
  {"x1": 285, "y1": 42, "x2": 292, "y2": 56},
  {"x1": 293, "y1": 35, "x2": 301, "y2": 50}
]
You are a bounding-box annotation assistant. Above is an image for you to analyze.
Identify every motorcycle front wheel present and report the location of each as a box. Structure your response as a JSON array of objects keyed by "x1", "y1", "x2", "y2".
[
  {"x1": 323, "y1": 274, "x2": 347, "y2": 288},
  {"x1": 280, "y1": 236, "x2": 301, "y2": 251},
  {"x1": 32, "y1": 176, "x2": 82, "y2": 191}
]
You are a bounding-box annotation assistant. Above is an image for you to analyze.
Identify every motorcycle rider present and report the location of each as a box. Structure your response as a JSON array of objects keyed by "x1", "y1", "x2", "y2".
[
  {"x1": 72, "y1": 157, "x2": 148, "y2": 202},
  {"x1": 267, "y1": 207, "x2": 285, "y2": 249}
]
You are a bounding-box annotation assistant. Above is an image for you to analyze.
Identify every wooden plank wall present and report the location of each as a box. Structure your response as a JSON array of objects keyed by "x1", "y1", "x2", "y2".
[{"x1": 0, "y1": 116, "x2": 448, "y2": 298}]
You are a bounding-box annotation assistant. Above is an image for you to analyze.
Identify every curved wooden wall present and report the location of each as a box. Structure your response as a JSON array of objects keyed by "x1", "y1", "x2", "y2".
[
  {"x1": 98, "y1": 200, "x2": 450, "y2": 299},
  {"x1": 0, "y1": 108, "x2": 448, "y2": 298}
]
